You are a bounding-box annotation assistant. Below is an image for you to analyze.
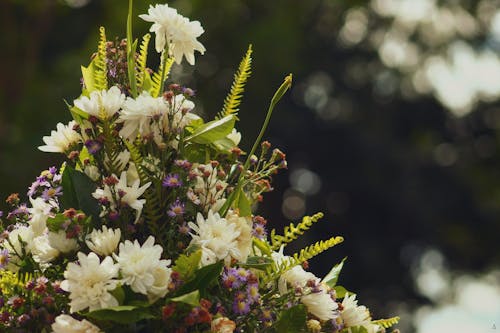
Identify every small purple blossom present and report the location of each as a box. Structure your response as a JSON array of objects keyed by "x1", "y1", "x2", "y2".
[
  {"x1": 7, "y1": 204, "x2": 29, "y2": 219},
  {"x1": 247, "y1": 283, "x2": 260, "y2": 304},
  {"x1": 233, "y1": 298, "x2": 250, "y2": 315},
  {"x1": 174, "y1": 159, "x2": 192, "y2": 170},
  {"x1": 41, "y1": 186, "x2": 62, "y2": 201},
  {"x1": 222, "y1": 267, "x2": 242, "y2": 289},
  {"x1": 162, "y1": 173, "x2": 183, "y2": 188},
  {"x1": 168, "y1": 199, "x2": 185, "y2": 217},
  {"x1": 85, "y1": 140, "x2": 103, "y2": 154},
  {"x1": 178, "y1": 223, "x2": 190, "y2": 235},
  {"x1": 182, "y1": 87, "x2": 196, "y2": 97},
  {"x1": 48, "y1": 166, "x2": 57, "y2": 175},
  {"x1": 0, "y1": 249, "x2": 9, "y2": 269},
  {"x1": 252, "y1": 222, "x2": 268, "y2": 239}
]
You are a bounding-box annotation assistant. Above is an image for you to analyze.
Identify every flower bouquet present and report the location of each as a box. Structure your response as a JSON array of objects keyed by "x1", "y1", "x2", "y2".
[{"x1": 0, "y1": 2, "x2": 399, "y2": 332}]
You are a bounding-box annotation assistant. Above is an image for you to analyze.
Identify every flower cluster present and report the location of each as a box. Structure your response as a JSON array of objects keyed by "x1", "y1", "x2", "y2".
[{"x1": 0, "y1": 2, "x2": 399, "y2": 332}]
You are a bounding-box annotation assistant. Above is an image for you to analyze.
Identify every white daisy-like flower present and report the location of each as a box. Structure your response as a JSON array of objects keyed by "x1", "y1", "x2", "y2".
[
  {"x1": 341, "y1": 293, "x2": 373, "y2": 329},
  {"x1": 86, "y1": 226, "x2": 121, "y2": 256},
  {"x1": 2, "y1": 225, "x2": 34, "y2": 271},
  {"x1": 118, "y1": 92, "x2": 169, "y2": 141},
  {"x1": 279, "y1": 265, "x2": 319, "y2": 294},
  {"x1": 139, "y1": 4, "x2": 205, "y2": 65},
  {"x1": 226, "y1": 211, "x2": 253, "y2": 263},
  {"x1": 52, "y1": 314, "x2": 103, "y2": 333},
  {"x1": 92, "y1": 171, "x2": 151, "y2": 224},
  {"x1": 38, "y1": 121, "x2": 82, "y2": 153},
  {"x1": 113, "y1": 236, "x2": 172, "y2": 300},
  {"x1": 301, "y1": 289, "x2": 338, "y2": 321},
  {"x1": 32, "y1": 234, "x2": 59, "y2": 265},
  {"x1": 61, "y1": 252, "x2": 119, "y2": 313},
  {"x1": 48, "y1": 230, "x2": 79, "y2": 253},
  {"x1": 190, "y1": 164, "x2": 228, "y2": 213},
  {"x1": 73, "y1": 86, "x2": 125, "y2": 120},
  {"x1": 188, "y1": 210, "x2": 241, "y2": 266},
  {"x1": 28, "y1": 197, "x2": 53, "y2": 236}
]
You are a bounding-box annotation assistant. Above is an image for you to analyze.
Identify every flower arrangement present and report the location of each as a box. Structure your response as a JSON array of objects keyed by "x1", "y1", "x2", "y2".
[{"x1": 0, "y1": 2, "x2": 399, "y2": 333}]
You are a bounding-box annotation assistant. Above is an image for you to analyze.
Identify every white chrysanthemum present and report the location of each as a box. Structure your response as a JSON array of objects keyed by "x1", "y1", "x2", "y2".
[
  {"x1": 73, "y1": 86, "x2": 125, "y2": 120},
  {"x1": 2, "y1": 226, "x2": 34, "y2": 271},
  {"x1": 279, "y1": 265, "x2": 319, "y2": 294},
  {"x1": 118, "y1": 92, "x2": 169, "y2": 140},
  {"x1": 92, "y1": 171, "x2": 151, "y2": 224},
  {"x1": 32, "y1": 234, "x2": 59, "y2": 264},
  {"x1": 38, "y1": 121, "x2": 82, "y2": 153},
  {"x1": 139, "y1": 4, "x2": 205, "y2": 65},
  {"x1": 52, "y1": 314, "x2": 103, "y2": 333},
  {"x1": 61, "y1": 252, "x2": 119, "y2": 313},
  {"x1": 188, "y1": 211, "x2": 241, "y2": 266},
  {"x1": 301, "y1": 290, "x2": 338, "y2": 321},
  {"x1": 114, "y1": 236, "x2": 172, "y2": 300},
  {"x1": 48, "y1": 230, "x2": 79, "y2": 253},
  {"x1": 28, "y1": 197, "x2": 53, "y2": 236},
  {"x1": 341, "y1": 293, "x2": 372, "y2": 328},
  {"x1": 226, "y1": 211, "x2": 253, "y2": 263},
  {"x1": 190, "y1": 164, "x2": 227, "y2": 213},
  {"x1": 86, "y1": 226, "x2": 121, "y2": 256}
]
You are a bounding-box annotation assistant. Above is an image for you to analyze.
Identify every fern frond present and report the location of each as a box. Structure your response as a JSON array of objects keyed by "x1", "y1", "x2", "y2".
[
  {"x1": 136, "y1": 33, "x2": 151, "y2": 90},
  {"x1": 151, "y1": 55, "x2": 174, "y2": 97},
  {"x1": 291, "y1": 236, "x2": 344, "y2": 265},
  {"x1": 217, "y1": 44, "x2": 252, "y2": 119},
  {"x1": 372, "y1": 317, "x2": 400, "y2": 329},
  {"x1": 270, "y1": 212, "x2": 324, "y2": 251},
  {"x1": 94, "y1": 26, "x2": 108, "y2": 91}
]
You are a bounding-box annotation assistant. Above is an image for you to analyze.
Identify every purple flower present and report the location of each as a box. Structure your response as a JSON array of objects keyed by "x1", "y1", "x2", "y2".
[
  {"x1": 85, "y1": 140, "x2": 102, "y2": 154},
  {"x1": 167, "y1": 199, "x2": 185, "y2": 217},
  {"x1": 252, "y1": 222, "x2": 267, "y2": 240},
  {"x1": 247, "y1": 283, "x2": 260, "y2": 304},
  {"x1": 41, "y1": 187, "x2": 62, "y2": 201},
  {"x1": 0, "y1": 249, "x2": 9, "y2": 269},
  {"x1": 162, "y1": 173, "x2": 183, "y2": 188},
  {"x1": 233, "y1": 298, "x2": 250, "y2": 315},
  {"x1": 7, "y1": 204, "x2": 29, "y2": 219},
  {"x1": 222, "y1": 267, "x2": 242, "y2": 289},
  {"x1": 48, "y1": 166, "x2": 57, "y2": 175}
]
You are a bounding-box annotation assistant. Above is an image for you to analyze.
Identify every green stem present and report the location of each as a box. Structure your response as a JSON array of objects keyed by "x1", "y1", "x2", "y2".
[{"x1": 157, "y1": 48, "x2": 169, "y2": 97}]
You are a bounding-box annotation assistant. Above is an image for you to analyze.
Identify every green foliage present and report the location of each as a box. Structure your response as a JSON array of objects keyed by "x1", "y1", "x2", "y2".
[
  {"x1": 185, "y1": 115, "x2": 235, "y2": 144},
  {"x1": 176, "y1": 261, "x2": 224, "y2": 297},
  {"x1": 60, "y1": 165, "x2": 100, "y2": 221},
  {"x1": 218, "y1": 44, "x2": 253, "y2": 120},
  {"x1": 323, "y1": 257, "x2": 347, "y2": 288},
  {"x1": 85, "y1": 305, "x2": 155, "y2": 324},
  {"x1": 273, "y1": 304, "x2": 307, "y2": 333},
  {"x1": 238, "y1": 256, "x2": 274, "y2": 271},
  {"x1": 168, "y1": 290, "x2": 200, "y2": 307},
  {"x1": 291, "y1": 236, "x2": 344, "y2": 265},
  {"x1": 172, "y1": 250, "x2": 202, "y2": 281},
  {"x1": 270, "y1": 212, "x2": 324, "y2": 251},
  {"x1": 236, "y1": 186, "x2": 252, "y2": 216},
  {"x1": 372, "y1": 316, "x2": 400, "y2": 329},
  {"x1": 150, "y1": 55, "x2": 174, "y2": 97},
  {"x1": 136, "y1": 34, "x2": 151, "y2": 91},
  {"x1": 333, "y1": 285, "x2": 350, "y2": 298},
  {"x1": 94, "y1": 26, "x2": 108, "y2": 92}
]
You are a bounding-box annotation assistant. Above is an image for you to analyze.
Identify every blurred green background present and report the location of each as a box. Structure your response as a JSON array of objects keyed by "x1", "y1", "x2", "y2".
[{"x1": 2, "y1": 0, "x2": 500, "y2": 331}]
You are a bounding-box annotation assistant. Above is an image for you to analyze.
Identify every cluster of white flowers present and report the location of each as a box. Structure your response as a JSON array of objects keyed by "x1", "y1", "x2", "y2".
[
  {"x1": 38, "y1": 120, "x2": 82, "y2": 153},
  {"x1": 139, "y1": 3, "x2": 205, "y2": 65},
  {"x1": 341, "y1": 293, "x2": 380, "y2": 333},
  {"x1": 86, "y1": 226, "x2": 121, "y2": 256},
  {"x1": 52, "y1": 314, "x2": 103, "y2": 333},
  {"x1": 74, "y1": 86, "x2": 126, "y2": 120},
  {"x1": 189, "y1": 163, "x2": 228, "y2": 213}
]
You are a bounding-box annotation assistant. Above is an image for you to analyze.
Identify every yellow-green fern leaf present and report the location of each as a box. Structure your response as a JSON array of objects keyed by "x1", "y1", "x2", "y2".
[
  {"x1": 372, "y1": 317, "x2": 400, "y2": 329},
  {"x1": 270, "y1": 212, "x2": 324, "y2": 251},
  {"x1": 217, "y1": 44, "x2": 252, "y2": 119},
  {"x1": 151, "y1": 55, "x2": 174, "y2": 97},
  {"x1": 136, "y1": 33, "x2": 151, "y2": 90},
  {"x1": 94, "y1": 26, "x2": 108, "y2": 91},
  {"x1": 292, "y1": 236, "x2": 344, "y2": 266}
]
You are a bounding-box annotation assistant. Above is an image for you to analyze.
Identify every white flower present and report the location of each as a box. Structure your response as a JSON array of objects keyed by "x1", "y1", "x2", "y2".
[
  {"x1": 48, "y1": 230, "x2": 79, "y2": 253},
  {"x1": 118, "y1": 92, "x2": 168, "y2": 141},
  {"x1": 92, "y1": 171, "x2": 151, "y2": 224},
  {"x1": 52, "y1": 314, "x2": 103, "y2": 333},
  {"x1": 226, "y1": 211, "x2": 253, "y2": 263},
  {"x1": 84, "y1": 165, "x2": 101, "y2": 181},
  {"x1": 190, "y1": 164, "x2": 227, "y2": 213},
  {"x1": 28, "y1": 197, "x2": 53, "y2": 236},
  {"x1": 341, "y1": 293, "x2": 372, "y2": 328},
  {"x1": 114, "y1": 236, "x2": 171, "y2": 300},
  {"x1": 32, "y1": 234, "x2": 59, "y2": 265},
  {"x1": 86, "y1": 226, "x2": 121, "y2": 256},
  {"x1": 211, "y1": 317, "x2": 236, "y2": 333},
  {"x1": 279, "y1": 265, "x2": 318, "y2": 294},
  {"x1": 188, "y1": 211, "x2": 241, "y2": 266},
  {"x1": 61, "y1": 252, "x2": 119, "y2": 313},
  {"x1": 226, "y1": 128, "x2": 241, "y2": 146},
  {"x1": 38, "y1": 121, "x2": 82, "y2": 153},
  {"x1": 139, "y1": 4, "x2": 205, "y2": 65},
  {"x1": 74, "y1": 86, "x2": 125, "y2": 120},
  {"x1": 301, "y1": 290, "x2": 338, "y2": 321},
  {"x1": 2, "y1": 226, "x2": 34, "y2": 271}
]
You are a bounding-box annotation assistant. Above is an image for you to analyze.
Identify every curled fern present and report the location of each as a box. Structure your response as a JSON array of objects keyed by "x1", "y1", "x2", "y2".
[
  {"x1": 270, "y1": 212, "x2": 324, "y2": 251},
  {"x1": 217, "y1": 44, "x2": 252, "y2": 119}
]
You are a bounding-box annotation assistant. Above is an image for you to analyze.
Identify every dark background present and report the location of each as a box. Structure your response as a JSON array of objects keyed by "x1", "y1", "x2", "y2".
[{"x1": 2, "y1": 1, "x2": 500, "y2": 331}]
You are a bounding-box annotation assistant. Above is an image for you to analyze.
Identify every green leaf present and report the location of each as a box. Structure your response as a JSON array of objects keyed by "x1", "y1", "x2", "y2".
[
  {"x1": 61, "y1": 165, "x2": 100, "y2": 221},
  {"x1": 345, "y1": 326, "x2": 369, "y2": 333},
  {"x1": 274, "y1": 304, "x2": 307, "y2": 333},
  {"x1": 46, "y1": 214, "x2": 67, "y2": 232},
  {"x1": 333, "y1": 285, "x2": 351, "y2": 299},
  {"x1": 252, "y1": 238, "x2": 272, "y2": 256},
  {"x1": 183, "y1": 143, "x2": 209, "y2": 164},
  {"x1": 169, "y1": 290, "x2": 200, "y2": 307},
  {"x1": 212, "y1": 137, "x2": 237, "y2": 152},
  {"x1": 172, "y1": 250, "x2": 202, "y2": 281},
  {"x1": 238, "y1": 256, "x2": 274, "y2": 271},
  {"x1": 185, "y1": 115, "x2": 235, "y2": 144},
  {"x1": 322, "y1": 257, "x2": 347, "y2": 288},
  {"x1": 176, "y1": 261, "x2": 224, "y2": 296},
  {"x1": 236, "y1": 187, "x2": 252, "y2": 217},
  {"x1": 81, "y1": 60, "x2": 97, "y2": 93},
  {"x1": 84, "y1": 305, "x2": 155, "y2": 324},
  {"x1": 109, "y1": 286, "x2": 125, "y2": 305}
]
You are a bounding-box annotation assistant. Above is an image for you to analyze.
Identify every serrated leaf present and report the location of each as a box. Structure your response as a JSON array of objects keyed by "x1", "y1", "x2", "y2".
[
  {"x1": 172, "y1": 250, "x2": 202, "y2": 281},
  {"x1": 169, "y1": 290, "x2": 200, "y2": 307},
  {"x1": 185, "y1": 115, "x2": 235, "y2": 144},
  {"x1": 322, "y1": 257, "x2": 347, "y2": 288},
  {"x1": 61, "y1": 165, "x2": 100, "y2": 221},
  {"x1": 84, "y1": 305, "x2": 155, "y2": 324},
  {"x1": 274, "y1": 304, "x2": 307, "y2": 333}
]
